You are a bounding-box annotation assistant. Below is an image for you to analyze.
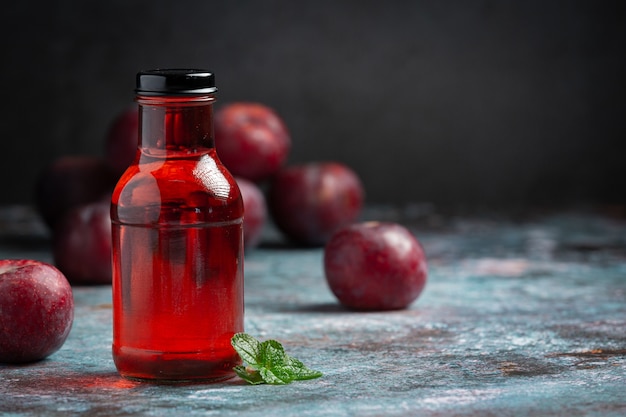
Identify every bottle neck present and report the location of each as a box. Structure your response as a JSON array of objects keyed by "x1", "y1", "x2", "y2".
[{"x1": 136, "y1": 94, "x2": 216, "y2": 154}]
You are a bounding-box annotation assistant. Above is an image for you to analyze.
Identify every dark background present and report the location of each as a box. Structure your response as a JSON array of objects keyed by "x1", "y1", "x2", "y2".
[{"x1": 1, "y1": 1, "x2": 624, "y2": 209}]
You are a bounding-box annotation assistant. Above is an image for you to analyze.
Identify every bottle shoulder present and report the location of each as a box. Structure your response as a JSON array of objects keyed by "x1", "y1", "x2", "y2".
[{"x1": 112, "y1": 151, "x2": 243, "y2": 225}]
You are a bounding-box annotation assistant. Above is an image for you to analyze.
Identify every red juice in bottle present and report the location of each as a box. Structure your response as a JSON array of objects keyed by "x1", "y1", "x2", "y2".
[{"x1": 111, "y1": 69, "x2": 244, "y2": 382}]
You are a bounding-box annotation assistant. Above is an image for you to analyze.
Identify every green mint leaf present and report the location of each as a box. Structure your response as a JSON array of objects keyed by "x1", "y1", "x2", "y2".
[
  {"x1": 233, "y1": 365, "x2": 265, "y2": 385},
  {"x1": 284, "y1": 356, "x2": 324, "y2": 380},
  {"x1": 257, "y1": 339, "x2": 294, "y2": 384},
  {"x1": 231, "y1": 333, "x2": 322, "y2": 385},
  {"x1": 258, "y1": 340, "x2": 288, "y2": 369},
  {"x1": 259, "y1": 366, "x2": 293, "y2": 385},
  {"x1": 231, "y1": 333, "x2": 262, "y2": 368}
]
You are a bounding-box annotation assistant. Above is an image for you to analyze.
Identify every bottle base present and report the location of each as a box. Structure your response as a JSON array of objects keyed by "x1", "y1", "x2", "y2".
[
  {"x1": 120, "y1": 373, "x2": 237, "y2": 385},
  {"x1": 113, "y1": 346, "x2": 241, "y2": 384}
]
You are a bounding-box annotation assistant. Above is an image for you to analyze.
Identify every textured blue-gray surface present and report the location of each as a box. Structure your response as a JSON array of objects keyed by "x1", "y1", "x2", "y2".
[{"x1": 1, "y1": 207, "x2": 625, "y2": 416}]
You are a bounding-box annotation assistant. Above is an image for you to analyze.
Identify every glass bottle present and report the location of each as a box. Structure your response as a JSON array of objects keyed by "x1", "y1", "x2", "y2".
[{"x1": 110, "y1": 69, "x2": 244, "y2": 382}]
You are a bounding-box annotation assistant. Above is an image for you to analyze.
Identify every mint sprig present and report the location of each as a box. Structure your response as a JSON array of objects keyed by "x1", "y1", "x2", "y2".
[{"x1": 231, "y1": 333, "x2": 323, "y2": 385}]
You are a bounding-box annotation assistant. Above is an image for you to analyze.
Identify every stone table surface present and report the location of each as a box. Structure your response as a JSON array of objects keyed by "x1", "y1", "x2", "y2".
[{"x1": 0, "y1": 206, "x2": 625, "y2": 416}]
